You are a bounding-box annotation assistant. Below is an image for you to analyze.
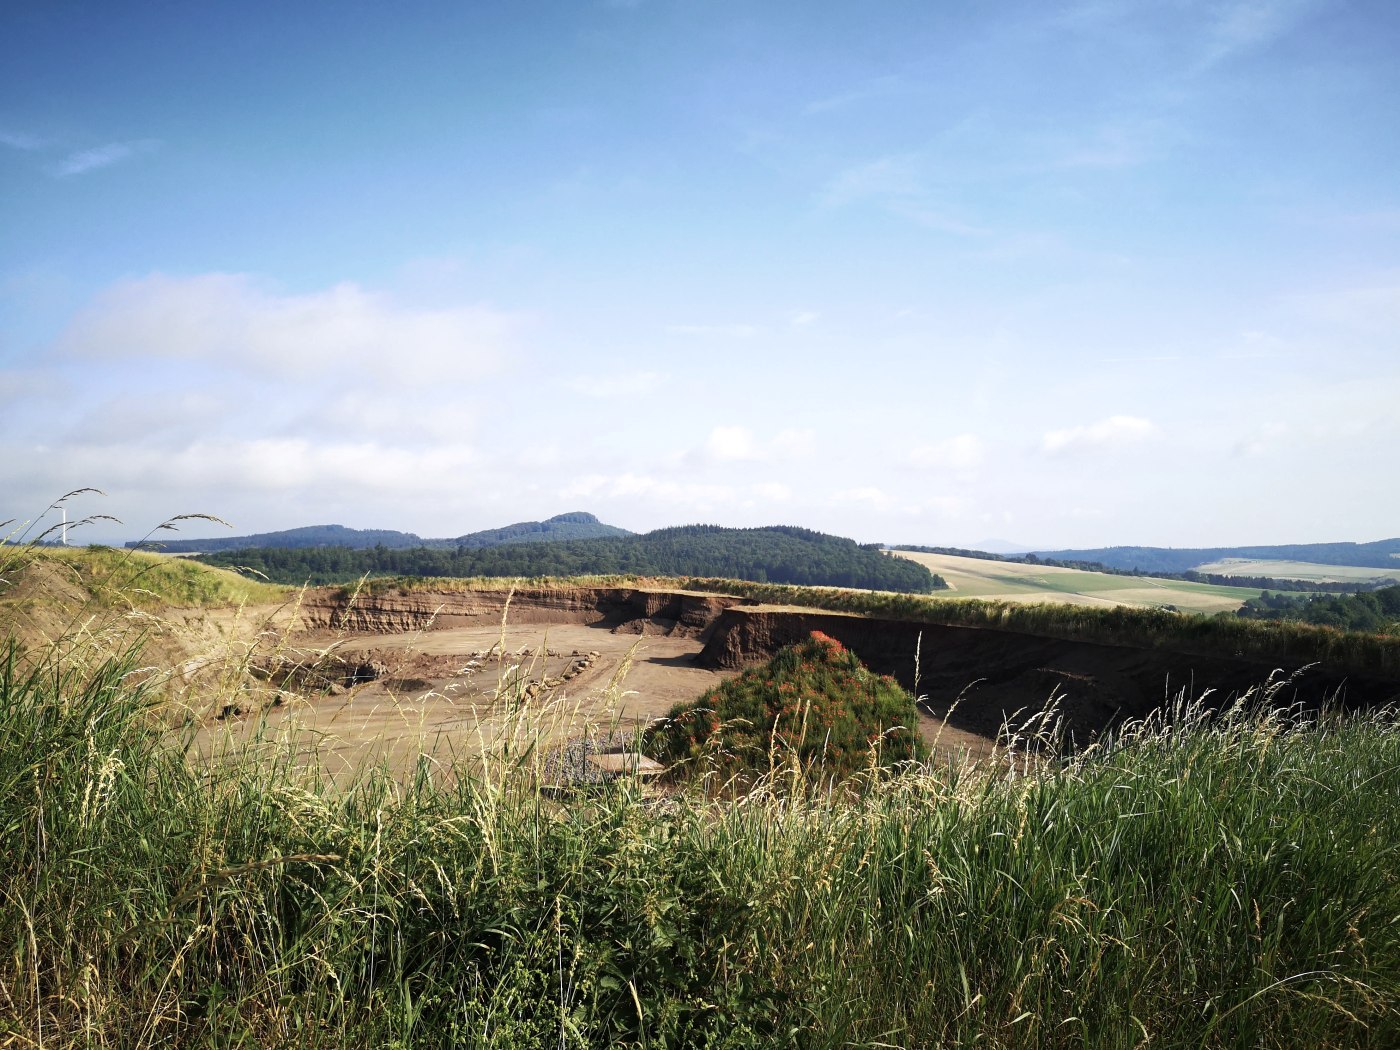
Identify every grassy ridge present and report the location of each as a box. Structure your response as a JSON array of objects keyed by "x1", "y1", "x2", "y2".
[
  {"x1": 684, "y1": 578, "x2": 1400, "y2": 679},
  {"x1": 2, "y1": 640, "x2": 1397, "y2": 1048},
  {"x1": 23, "y1": 545, "x2": 290, "y2": 607}
]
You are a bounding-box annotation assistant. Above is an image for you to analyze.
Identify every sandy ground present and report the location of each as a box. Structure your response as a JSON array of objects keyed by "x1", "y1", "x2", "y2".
[
  {"x1": 195, "y1": 621, "x2": 732, "y2": 778},
  {"x1": 194, "y1": 617, "x2": 994, "y2": 778}
]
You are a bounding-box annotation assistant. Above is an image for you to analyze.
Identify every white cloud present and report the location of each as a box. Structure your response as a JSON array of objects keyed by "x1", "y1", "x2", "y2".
[
  {"x1": 55, "y1": 273, "x2": 522, "y2": 385},
  {"x1": 52, "y1": 139, "x2": 158, "y2": 176},
  {"x1": 1041, "y1": 415, "x2": 1156, "y2": 455},
  {"x1": 1233, "y1": 422, "x2": 1289, "y2": 458},
  {"x1": 3, "y1": 438, "x2": 480, "y2": 498},
  {"x1": 560, "y1": 473, "x2": 739, "y2": 510},
  {"x1": 909, "y1": 433, "x2": 984, "y2": 471},
  {"x1": 704, "y1": 425, "x2": 756, "y2": 462},
  {"x1": 749, "y1": 482, "x2": 792, "y2": 503},
  {"x1": 568, "y1": 370, "x2": 664, "y2": 399},
  {"x1": 789, "y1": 310, "x2": 819, "y2": 328},
  {"x1": 698, "y1": 426, "x2": 814, "y2": 464},
  {"x1": 831, "y1": 486, "x2": 892, "y2": 510}
]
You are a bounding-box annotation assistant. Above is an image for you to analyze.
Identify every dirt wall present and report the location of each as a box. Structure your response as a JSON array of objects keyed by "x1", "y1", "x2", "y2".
[
  {"x1": 298, "y1": 585, "x2": 743, "y2": 636},
  {"x1": 697, "y1": 607, "x2": 1400, "y2": 743}
]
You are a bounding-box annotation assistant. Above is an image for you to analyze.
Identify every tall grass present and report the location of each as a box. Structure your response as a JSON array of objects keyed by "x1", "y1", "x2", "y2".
[{"x1": 2, "y1": 631, "x2": 1396, "y2": 1048}]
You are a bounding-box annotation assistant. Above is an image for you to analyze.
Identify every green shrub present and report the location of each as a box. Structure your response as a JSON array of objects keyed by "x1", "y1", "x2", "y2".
[{"x1": 647, "y1": 631, "x2": 928, "y2": 784}]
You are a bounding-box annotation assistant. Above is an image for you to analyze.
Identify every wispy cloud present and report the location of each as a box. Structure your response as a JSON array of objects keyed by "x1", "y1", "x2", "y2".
[
  {"x1": 1199, "y1": 0, "x2": 1319, "y2": 69},
  {"x1": 52, "y1": 139, "x2": 158, "y2": 177},
  {"x1": 1041, "y1": 415, "x2": 1156, "y2": 455},
  {"x1": 819, "y1": 154, "x2": 921, "y2": 209},
  {"x1": 0, "y1": 130, "x2": 46, "y2": 151},
  {"x1": 804, "y1": 75, "x2": 906, "y2": 115},
  {"x1": 819, "y1": 153, "x2": 990, "y2": 236},
  {"x1": 55, "y1": 272, "x2": 525, "y2": 385}
]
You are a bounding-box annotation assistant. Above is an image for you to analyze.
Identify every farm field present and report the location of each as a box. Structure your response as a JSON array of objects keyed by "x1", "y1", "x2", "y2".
[
  {"x1": 893, "y1": 550, "x2": 1266, "y2": 613},
  {"x1": 1195, "y1": 557, "x2": 1400, "y2": 583}
]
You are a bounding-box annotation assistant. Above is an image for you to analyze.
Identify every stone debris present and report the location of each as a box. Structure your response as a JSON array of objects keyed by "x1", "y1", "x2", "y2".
[{"x1": 541, "y1": 730, "x2": 661, "y2": 786}]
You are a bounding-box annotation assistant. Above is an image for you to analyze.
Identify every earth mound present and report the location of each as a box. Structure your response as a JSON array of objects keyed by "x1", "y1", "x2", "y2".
[{"x1": 647, "y1": 631, "x2": 927, "y2": 783}]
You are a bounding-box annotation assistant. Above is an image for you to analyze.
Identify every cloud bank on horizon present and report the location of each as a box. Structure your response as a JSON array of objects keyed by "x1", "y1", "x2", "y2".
[{"x1": 2, "y1": 0, "x2": 1397, "y2": 549}]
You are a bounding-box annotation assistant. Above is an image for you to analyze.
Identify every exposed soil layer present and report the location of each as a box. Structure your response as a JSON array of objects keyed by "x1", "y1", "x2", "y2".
[
  {"x1": 696, "y1": 607, "x2": 1400, "y2": 746},
  {"x1": 284, "y1": 585, "x2": 1400, "y2": 766},
  {"x1": 299, "y1": 586, "x2": 745, "y2": 636}
]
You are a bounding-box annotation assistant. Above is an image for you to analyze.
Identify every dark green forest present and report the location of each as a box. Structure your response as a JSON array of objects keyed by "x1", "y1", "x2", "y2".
[
  {"x1": 199, "y1": 525, "x2": 944, "y2": 593},
  {"x1": 1237, "y1": 584, "x2": 1400, "y2": 633}
]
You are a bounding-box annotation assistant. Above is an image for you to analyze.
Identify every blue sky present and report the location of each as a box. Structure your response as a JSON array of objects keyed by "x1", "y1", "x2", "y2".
[{"x1": 3, "y1": 0, "x2": 1397, "y2": 549}]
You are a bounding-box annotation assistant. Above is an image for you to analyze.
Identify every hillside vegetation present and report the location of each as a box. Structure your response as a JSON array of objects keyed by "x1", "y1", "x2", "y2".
[
  {"x1": 1240, "y1": 583, "x2": 1400, "y2": 633},
  {"x1": 647, "y1": 631, "x2": 928, "y2": 783},
  {"x1": 198, "y1": 525, "x2": 944, "y2": 593},
  {"x1": 2, "y1": 639, "x2": 1396, "y2": 1048},
  {"x1": 134, "y1": 512, "x2": 632, "y2": 553},
  {"x1": 3, "y1": 544, "x2": 288, "y2": 612}
]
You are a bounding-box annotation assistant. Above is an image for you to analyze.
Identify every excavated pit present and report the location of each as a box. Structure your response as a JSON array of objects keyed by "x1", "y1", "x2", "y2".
[{"x1": 204, "y1": 584, "x2": 1400, "y2": 774}]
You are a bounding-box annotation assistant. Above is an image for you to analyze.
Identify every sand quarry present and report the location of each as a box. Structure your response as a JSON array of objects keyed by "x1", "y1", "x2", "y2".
[
  {"x1": 206, "y1": 620, "x2": 743, "y2": 778},
  {"x1": 182, "y1": 580, "x2": 1400, "y2": 781}
]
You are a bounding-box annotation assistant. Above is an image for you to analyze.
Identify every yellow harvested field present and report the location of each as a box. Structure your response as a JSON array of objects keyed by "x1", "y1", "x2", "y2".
[
  {"x1": 1193, "y1": 558, "x2": 1400, "y2": 583},
  {"x1": 892, "y1": 551, "x2": 1263, "y2": 614}
]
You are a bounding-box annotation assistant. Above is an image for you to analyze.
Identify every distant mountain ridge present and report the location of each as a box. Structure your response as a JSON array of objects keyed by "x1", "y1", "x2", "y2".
[
  {"x1": 130, "y1": 512, "x2": 632, "y2": 553},
  {"x1": 1029, "y1": 539, "x2": 1400, "y2": 574}
]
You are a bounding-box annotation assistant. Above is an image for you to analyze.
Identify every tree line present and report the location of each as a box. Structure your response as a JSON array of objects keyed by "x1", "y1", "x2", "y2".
[
  {"x1": 199, "y1": 525, "x2": 946, "y2": 593},
  {"x1": 1236, "y1": 584, "x2": 1400, "y2": 633}
]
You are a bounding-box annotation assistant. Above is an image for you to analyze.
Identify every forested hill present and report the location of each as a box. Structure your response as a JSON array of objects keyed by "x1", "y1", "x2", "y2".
[
  {"x1": 130, "y1": 512, "x2": 631, "y2": 553},
  {"x1": 450, "y1": 512, "x2": 632, "y2": 548},
  {"x1": 197, "y1": 525, "x2": 944, "y2": 593},
  {"x1": 1030, "y1": 538, "x2": 1400, "y2": 574}
]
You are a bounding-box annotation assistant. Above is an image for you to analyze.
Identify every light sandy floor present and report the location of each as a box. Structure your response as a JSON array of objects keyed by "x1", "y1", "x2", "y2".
[
  {"x1": 194, "y1": 617, "x2": 991, "y2": 777},
  {"x1": 195, "y1": 622, "x2": 733, "y2": 778}
]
